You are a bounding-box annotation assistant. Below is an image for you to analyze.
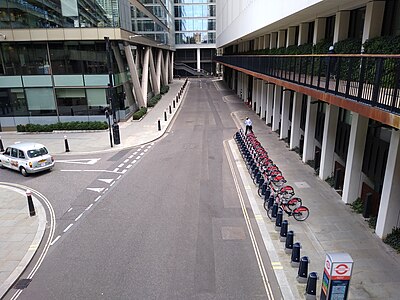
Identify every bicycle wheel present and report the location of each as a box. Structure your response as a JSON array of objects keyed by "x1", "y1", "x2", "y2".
[
  {"x1": 287, "y1": 197, "x2": 302, "y2": 211},
  {"x1": 292, "y1": 206, "x2": 309, "y2": 221}
]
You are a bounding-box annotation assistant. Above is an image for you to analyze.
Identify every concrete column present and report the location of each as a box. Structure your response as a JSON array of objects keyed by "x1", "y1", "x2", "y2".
[
  {"x1": 164, "y1": 51, "x2": 170, "y2": 84},
  {"x1": 266, "y1": 84, "x2": 274, "y2": 125},
  {"x1": 243, "y1": 74, "x2": 248, "y2": 102},
  {"x1": 362, "y1": 0, "x2": 386, "y2": 43},
  {"x1": 259, "y1": 36, "x2": 265, "y2": 50},
  {"x1": 254, "y1": 38, "x2": 259, "y2": 50},
  {"x1": 253, "y1": 78, "x2": 259, "y2": 112},
  {"x1": 260, "y1": 81, "x2": 267, "y2": 119},
  {"x1": 169, "y1": 51, "x2": 174, "y2": 82},
  {"x1": 197, "y1": 48, "x2": 201, "y2": 71},
  {"x1": 237, "y1": 72, "x2": 242, "y2": 98},
  {"x1": 290, "y1": 92, "x2": 303, "y2": 150},
  {"x1": 319, "y1": 104, "x2": 339, "y2": 180},
  {"x1": 264, "y1": 34, "x2": 270, "y2": 49},
  {"x1": 333, "y1": 11, "x2": 350, "y2": 43},
  {"x1": 124, "y1": 42, "x2": 145, "y2": 108},
  {"x1": 313, "y1": 18, "x2": 326, "y2": 44},
  {"x1": 376, "y1": 130, "x2": 400, "y2": 238},
  {"x1": 257, "y1": 79, "x2": 262, "y2": 114},
  {"x1": 287, "y1": 27, "x2": 297, "y2": 46},
  {"x1": 141, "y1": 47, "x2": 150, "y2": 106},
  {"x1": 298, "y1": 23, "x2": 309, "y2": 45},
  {"x1": 270, "y1": 32, "x2": 278, "y2": 49},
  {"x1": 302, "y1": 96, "x2": 318, "y2": 163},
  {"x1": 342, "y1": 113, "x2": 368, "y2": 204},
  {"x1": 148, "y1": 49, "x2": 159, "y2": 95},
  {"x1": 280, "y1": 90, "x2": 291, "y2": 140},
  {"x1": 156, "y1": 49, "x2": 163, "y2": 89},
  {"x1": 272, "y1": 85, "x2": 282, "y2": 132},
  {"x1": 277, "y1": 30, "x2": 286, "y2": 48}
]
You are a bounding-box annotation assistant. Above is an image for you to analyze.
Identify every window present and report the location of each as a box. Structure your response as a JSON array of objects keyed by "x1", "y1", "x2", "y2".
[
  {"x1": 11, "y1": 148, "x2": 18, "y2": 158},
  {"x1": 56, "y1": 88, "x2": 87, "y2": 116},
  {"x1": 18, "y1": 150, "x2": 25, "y2": 159},
  {"x1": 25, "y1": 88, "x2": 57, "y2": 116},
  {"x1": 27, "y1": 148, "x2": 48, "y2": 158},
  {"x1": 4, "y1": 148, "x2": 11, "y2": 156}
]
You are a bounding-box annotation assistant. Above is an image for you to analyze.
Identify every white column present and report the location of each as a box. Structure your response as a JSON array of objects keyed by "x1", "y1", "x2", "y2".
[
  {"x1": 124, "y1": 42, "x2": 145, "y2": 108},
  {"x1": 302, "y1": 96, "x2": 318, "y2": 163},
  {"x1": 298, "y1": 23, "x2": 309, "y2": 45},
  {"x1": 257, "y1": 80, "x2": 262, "y2": 114},
  {"x1": 290, "y1": 92, "x2": 303, "y2": 150},
  {"x1": 333, "y1": 11, "x2": 350, "y2": 43},
  {"x1": 277, "y1": 30, "x2": 286, "y2": 48},
  {"x1": 270, "y1": 32, "x2": 278, "y2": 49},
  {"x1": 148, "y1": 48, "x2": 159, "y2": 95},
  {"x1": 287, "y1": 27, "x2": 297, "y2": 46},
  {"x1": 252, "y1": 77, "x2": 258, "y2": 111},
  {"x1": 141, "y1": 47, "x2": 150, "y2": 106},
  {"x1": 272, "y1": 85, "x2": 282, "y2": 132},
  {"x1": 280, "y1": 90, "x2": 291, "y2": 140},
  {"x1": 156, "y1": 49, "x2": 163, "y2": 89},
  {"x1": 169, "y1": 51, "x2": 174, "y2": 83},
  {"x1": 342, "y1": 113, "x2": 369, "y2": 204},
  {"x1": 313, "y1": 18, "x2": 326, "y2": 44},
  {"x1": 362, "y1": 1, "x2": 385, "y2": 43},
  {"x1": 260, "y1": 81, "x2": 267, "y2": 119},
  {"x1": 243, "y1": 74, "x2": 248, "y2": 102},
  {"x1": 196, "y1": 48, "x2": 201, "y2": 71},
  {"x1": 376, "y1": 130, "x2": 400, "y2": 238},
  {"x1": 319, "y1": 104, "x2": 339, "y2": 180},
  {"x1": 266, "y1": 84, "x2": 274, "y2": 125},
  {"x1": 238, "y1": 72, "x2": 242, "y2": 98},
  {"x1": 259, "y1": 36, "x2": 265, "y2": 50}
]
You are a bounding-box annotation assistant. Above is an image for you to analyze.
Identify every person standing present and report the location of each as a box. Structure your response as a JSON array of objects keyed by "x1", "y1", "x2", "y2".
[{"x1": 244, "y1": 117, "x2": 253, "y2": 135}]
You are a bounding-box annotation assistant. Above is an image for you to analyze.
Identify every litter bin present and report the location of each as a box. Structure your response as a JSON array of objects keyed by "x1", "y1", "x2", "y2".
[{"x1": 112, "y1": 121, "x2": 120, "y2": 145}]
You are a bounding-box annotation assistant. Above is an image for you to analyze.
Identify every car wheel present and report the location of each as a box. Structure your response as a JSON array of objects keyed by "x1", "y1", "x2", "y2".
[{"x1": 20, "y1": 167, "x2": 29, "y2": 177}]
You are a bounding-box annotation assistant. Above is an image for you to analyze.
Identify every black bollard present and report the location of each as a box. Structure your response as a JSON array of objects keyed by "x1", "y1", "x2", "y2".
[
  {"x1": 64, "y1": 135, "x2": 70, "y2": 152},
  {"x1": 26, "y1": 189, "x2": 36, "y2": 217},
  {"x1": 164, "y1": 110, "x2": 167, "y2": 121},
  {"x1": 169, "y1": 105, "x2": 172, "y2": 114},
  {"x1": 280, "y1": 220, "x2": 288, "y2": 242},
  {"x1": 291, "y1": 242, "x2": 301, "y2": 267},
  {"x1": 297, "y1": 256, "x2": 309, "y2": 283},
  {"x1": 173, "y1": 100, "x2": 176, "y2": 108},
  {"x1": 176, "y1": 95, "x2": 179, "y2": 103},
  {"x1": 305, "y1": 272, "x2": 318, "y2": 300},
  {"x1": 271, "y1": 203, "x2": 279, "y2": 221},
  {"x1": 284, "y1": 230, "x2": 294, "y2": 253},
  {"x1": 158, "y1": 118, "x2": 161, "y2": 131},
  {"x1": 275, "y1": 210, "x2": 283, "y2": 231},
  {"x1": 0, "y1": 136, "x2": 4, "y2": 152}
]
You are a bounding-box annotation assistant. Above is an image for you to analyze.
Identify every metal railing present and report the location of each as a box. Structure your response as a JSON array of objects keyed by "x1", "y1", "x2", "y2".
[
  {"x1": 174, "y1": 62, "x2": 209, "y2": 76},
  {"x1": 215, "y1": 54, "x2": 400, "y2": 115}
]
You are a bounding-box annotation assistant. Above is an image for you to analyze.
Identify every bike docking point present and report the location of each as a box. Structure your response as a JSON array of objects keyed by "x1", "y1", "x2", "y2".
[
  {"x1": 291, "y1": 242, "x2": 301, "y2": 267},
  {"x1": 275, "y1": 210, "x2": 283, "y2": 231},
  {"x1": 284, "y1": 230, "x2": 294, "y2": 254},
  {"x1": 297, "y1": 256, "x2": 309, "y2": 283},
  {"x1": 279, "y1": 220, "x2": 288, "y2": 242}
]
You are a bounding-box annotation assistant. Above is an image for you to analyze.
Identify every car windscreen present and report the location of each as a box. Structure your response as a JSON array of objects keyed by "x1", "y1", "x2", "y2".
[{"x1": 27, "y1": 147, "x2": 48, "y2": 158}]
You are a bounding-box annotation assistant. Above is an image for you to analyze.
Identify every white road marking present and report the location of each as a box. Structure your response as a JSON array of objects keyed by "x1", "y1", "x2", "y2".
[
  {"x1": 113, "y1": 168, "x2": 119, "y2": 172},
  {"x1": 63, "y1": 223, "x2": 73, "y2": 233},
  {"x1": 87, "y1": 187, "x2": 105, "y2": 193},
  {"x1": 110, "y1": 181, "x2": 116, "y2": 187},
  {"x1": 128, "y1": 155, "x2": 134, "y2": 159},
  {"x1": 132, "y1": 160, "x2": 137, "y2": 164},
  {"x1": 140, "y1": 152, "x2": 144, "y2": 156},
  {"x1": 94, "y1": 196, "x2": 101, "y2": 202},
  {"x1": 144, "y1": 149, "x2": 148, "y2": 152},
  {"x1": 147, "y1": 145, "x2": 152, "y2": 148},
  {"x1": 50, "y1": 235, "x2": 61, "y2": 246},
  {"x1": 98, "y1": 178, "x2": 113, "y2": 184},
  {"x1": 121, "y1": 169, "x2": 127, "y2": 174},
  {"x1": 124, "y1": 159, "x2": 129, "y2": 163},
  {"x1": 118, "y1": 163, "x2": 124, "y2": 168},
  {"x1": 67, "y1": 207, "x2": 73, "y2": 213},
  {"x1": 126, "y1": 164, "x2": 132, "y2": 169},
  {"x1": 117, "y1": 175, "x2": 122, "y2": 180},
  {"x1": 57, "y1": 158, "x2": 100, "y2": 165},
  {"x1": 140, "y1": 145, "x2": 145, "y2": 149},
  {"x1": 133, "y1": 151, "x2": 138, "y2": 155},
  {"x1": 102, "y1": 188, "x2": 109, "y2": 194},
  {"x1": 85, "y1": 204, "x2": 93, "y2": 211},
  {"x1": 61, "y1": 169, "x2": 122, "y2": 174},
  {"x1": 75, "y1": 213, "x2": 84, "y2": 221},
  {"x1": 136, "y1": 156, "x2": 141, "y2": 159},
  {"x1": 151, "y1": 142, "x2": 154, "y2": 145}
]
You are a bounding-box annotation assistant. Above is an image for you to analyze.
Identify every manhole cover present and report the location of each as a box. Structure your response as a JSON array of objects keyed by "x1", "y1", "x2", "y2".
[
  {"x1": 14, "y1": 279, "x2": 32, "y2": 289},
  {"x1": 294, "y1": 182, "x2": 310, "y2": 188}
]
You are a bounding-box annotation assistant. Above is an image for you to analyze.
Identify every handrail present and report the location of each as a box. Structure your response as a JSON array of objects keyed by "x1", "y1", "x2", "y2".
[{"x1": 221, "y1": 53, "x2": 400, "y2": 58}]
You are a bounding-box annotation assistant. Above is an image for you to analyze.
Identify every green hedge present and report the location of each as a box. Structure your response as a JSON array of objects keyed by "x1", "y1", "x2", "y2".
[
  {"x1": 132, "y1": 107, "x2": 147, "y2": 120},
  {"x1": 160, "y1": 85, "x2": 169, "y2": 94},
  {"x1": 148, "y1": 94, "x2": 162, "y2": 107},
  {"x1": 17, "y1": 121, "x2": 108, "y2": 132},
  {"x1": 384, "y1": 227, "x2": 400, "y2": 253}
]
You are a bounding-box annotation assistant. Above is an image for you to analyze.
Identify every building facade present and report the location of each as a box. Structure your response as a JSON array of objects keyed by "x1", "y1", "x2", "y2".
[
  {"x1": 215, "y1": 0, "x2": 400, "y2": 238},
  {"x1": 0, "y1": 0, "x2": 175, "y2": 128}
]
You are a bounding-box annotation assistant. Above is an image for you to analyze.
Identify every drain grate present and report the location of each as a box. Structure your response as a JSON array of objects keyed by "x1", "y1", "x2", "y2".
[{"x1": 14, "y1": 279, "x2": 32, "y2": 289}]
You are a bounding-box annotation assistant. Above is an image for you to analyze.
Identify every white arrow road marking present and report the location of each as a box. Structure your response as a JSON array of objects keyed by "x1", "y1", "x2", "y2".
[
  {"x1": 87, "y1": 187, "x2": 105, "y2": 193},
  {"x1": 57, "y1": 158, "x2": 101, "y2": 165},
  {"x1": 98, "y1": 178, "x2": 113, "y2": 184}
]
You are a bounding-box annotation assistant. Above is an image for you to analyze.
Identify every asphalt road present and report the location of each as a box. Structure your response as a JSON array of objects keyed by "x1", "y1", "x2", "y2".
[{"x1": 3, "y1": 79, "x2": 283, "y2": 299}]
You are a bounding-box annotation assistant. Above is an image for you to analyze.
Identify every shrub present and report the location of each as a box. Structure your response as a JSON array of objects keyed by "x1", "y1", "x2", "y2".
[
  {"x1": 368, "y1": 216, "x2": 377, "y2": 230},
  {"x1": 148, "y1": 94, "x2": 162, "y2": 107},
  {"x1": 160, "y1": 85, "x2": 169, "y2": 94},
  {"x1": 350, "y1": 197, "x2": 364, "y2": 214},
  {"x1": 384, "y1": 227, "x2": 400, "y2": 253},
  {"x1": 325, "y1": 176, "x2": 335, "y2": 187},
  {"x1": 16, "y1": 121, "x2": 108, "y2": 132},
  {"x1": 132, "y1": 107, "x2": 147, "y2": 120}
]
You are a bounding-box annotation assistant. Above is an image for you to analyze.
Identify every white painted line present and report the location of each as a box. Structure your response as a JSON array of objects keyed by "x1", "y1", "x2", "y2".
[
  {"x1": 67, "y1": 207, "x2": 73, "y2": 213},
  {"x1": 140, "y1": 145, "x2": 145, "y2": 149},
  {"x1": 151, "y1": 142, "x2": 155, "y2": 145},
  {"x1": 126, "y1": 164, "x2": 132, "y2": 169},
  {"x1": 86, "y1": 187, "x2": 105, "y2": 193},
  {"x1": 136, "y1": 156, "x2": 141, "y2": 160},
  {"x1": 147, "y1": 145, "x2": 152, "y2": 148},
  {"x1": 132, "y1": 160, "x2": 137, "y2": 164},
  {"x1": 61, "y1": 169, "x2": 82, "y2": 172},
  {"x1": 118, "y1": 163, "x2": 124, "y2": 168},
  {"x1": 117, "y1": 175, "x2": 122, "y2": 180},
  {"x1": 133, "y1": 151, "x2": 138, "y2": 155},
  {"x1": 121, "y1": 169, "x2": 127, "y2": 174},
  {"x1": 102, "y1": 188, "x2": 109, "y2": 194},
  {"x1": 63, "y1": 223, "x2": 73, "y2": 233},
  {"x1": 113, "y1": 168, "x2": 119, "y2": 172},
  {"x1": 85, "y1": 204, "x2": 93, "y2": 211},
  {"x1": 75, "y1": 213, "x2": 84, "y2": 221},
  {"x1": 110, "y1": 181, "x2": 116, "y2": 187},
  {"x1": 144, "y1": 149, "x2": 148, "y2": 152},
  {"x1": 98, "y1": 178, "x2": 113, "y2": 184},
  {"x1": 128, "y1": 155, "x2": 134, "y2": 159},
  {"x1": 61, "y1": 169, "x2": 122, "y2": 174},
  {"x1": 124, "y1": 159, "x2": 129, "y2": 163},
  {"x1": 50, "y1": 235, "x2": 61, "y2": 246},
  {"x1": 94, "y1": 196, "x2": 101, "y2": 202},
  {"x1": 140, "y1": 152, "x2": 144, "y2": 156}
]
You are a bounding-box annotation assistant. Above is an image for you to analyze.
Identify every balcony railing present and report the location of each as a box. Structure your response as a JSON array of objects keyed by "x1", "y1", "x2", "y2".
[{"x1": 215, "y1": 54, "x2": 400, "y2": 115}]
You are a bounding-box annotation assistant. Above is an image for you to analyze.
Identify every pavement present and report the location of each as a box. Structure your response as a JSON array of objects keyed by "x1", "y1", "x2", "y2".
[{"x1": 1, "y1": 77, "x2": 400, "y2": 299}]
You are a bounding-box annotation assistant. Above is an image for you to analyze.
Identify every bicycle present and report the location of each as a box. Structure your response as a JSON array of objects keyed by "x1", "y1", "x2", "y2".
[{"x1": 265, "y1": 196, "x2": 309, "y2": 221}]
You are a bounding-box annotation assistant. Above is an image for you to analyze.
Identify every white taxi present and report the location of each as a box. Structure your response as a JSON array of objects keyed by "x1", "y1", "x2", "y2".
[{"x1": 0, "y1": 142, "x2": 55, "y2": 176}]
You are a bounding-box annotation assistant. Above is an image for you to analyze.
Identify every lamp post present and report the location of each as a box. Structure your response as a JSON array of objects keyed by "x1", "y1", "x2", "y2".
[{"x1": 104, "y1": 36, "x2": 120, "y2": 145}]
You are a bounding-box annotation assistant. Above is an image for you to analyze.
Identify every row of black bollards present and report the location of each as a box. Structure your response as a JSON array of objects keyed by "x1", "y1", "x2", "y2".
[
  {"x1": 233, "y1": 129, "x2": 318, "y2": 299},
  {"x1": 158, "y1": 78, "x2": 188, "y2": 131}
]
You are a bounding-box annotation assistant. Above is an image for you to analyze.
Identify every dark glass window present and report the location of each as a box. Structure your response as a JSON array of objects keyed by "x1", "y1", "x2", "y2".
[
  {"x1": 325, "y1": 15, "x2": 335, "y2": 41},
  {"x1": 56, "y1": 88, "x2": 88, "y2": 116}
]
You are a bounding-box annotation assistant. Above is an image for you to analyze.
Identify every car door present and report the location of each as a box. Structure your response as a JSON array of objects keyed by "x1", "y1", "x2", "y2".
[
  {"x1": 10, "y1": 148, "x2": 19, "y2": 170},
  {"x1": 0, "y1": 147, "x2": 12, "y2": 169}
]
